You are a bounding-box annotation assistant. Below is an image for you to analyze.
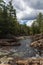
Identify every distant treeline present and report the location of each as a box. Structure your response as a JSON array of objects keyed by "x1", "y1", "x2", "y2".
[{"x1": 0, "y1": 0, "x2": 43, "y2": 38}]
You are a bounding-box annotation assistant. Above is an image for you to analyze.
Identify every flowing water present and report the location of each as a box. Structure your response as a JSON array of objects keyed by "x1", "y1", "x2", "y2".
[{"x1": 0, "y1": 38, "x2": 39, "y2": 58}]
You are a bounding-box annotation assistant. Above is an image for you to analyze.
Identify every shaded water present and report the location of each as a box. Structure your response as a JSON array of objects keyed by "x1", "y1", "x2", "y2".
[{"x1": 0, "y1": 38, "x2": 38, "y2": 58}]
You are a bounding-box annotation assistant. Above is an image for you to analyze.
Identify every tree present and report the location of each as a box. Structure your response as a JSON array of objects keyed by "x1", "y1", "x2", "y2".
[
  {"x1": 7, "y1": 0, "x2": 19, "y2": 35},
  {"x1": 31, "y1": 13, "x2": 43, "y2": 35},
  {"x1": 36, "y1": 13, "x2": 43, "y2": 33},
  {"x1": 0, "y1": 0, "x2": 31, "y2": 37},
  {"x1": 31, "y1": 21, "x2": 40, "y2": 35},
  {"x1": 0, "y1": 0, "x2": 7, "y2": 37}
]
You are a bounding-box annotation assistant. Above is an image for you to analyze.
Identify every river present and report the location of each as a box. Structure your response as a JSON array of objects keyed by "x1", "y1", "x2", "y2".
[{"x1": 0, "y1": 38, "x2": 39, "y2": 58}]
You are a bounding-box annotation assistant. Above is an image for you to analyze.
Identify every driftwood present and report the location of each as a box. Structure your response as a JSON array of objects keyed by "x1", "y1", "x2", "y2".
[{"x1": 0, "y1": 39, "x2": 21, "y2": 46}]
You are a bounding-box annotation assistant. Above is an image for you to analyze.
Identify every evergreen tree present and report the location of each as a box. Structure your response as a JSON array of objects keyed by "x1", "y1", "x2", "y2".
[{"x1": 36, "y1": 13, "x2": 42, "y2": 33}]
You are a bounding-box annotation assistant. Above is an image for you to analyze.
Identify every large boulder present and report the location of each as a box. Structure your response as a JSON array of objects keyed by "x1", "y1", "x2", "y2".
[{"x1": 30, "y1": 39, "x2": 43, "y2": 50}]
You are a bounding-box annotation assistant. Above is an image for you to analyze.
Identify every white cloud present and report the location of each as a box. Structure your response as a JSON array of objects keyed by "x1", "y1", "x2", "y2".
[
  {"x1": 13, "y1": 0, "x2": 26, "y2": 11},
  {"x1": 17, "y1": 7, "x2": 33, "y2": 20},
  {"x1": 26, "y1": 20, "x2": 34, "y2": 26},
  {"x1": 4, "y1": 0, "x2": 43, "y2": 26},
  {"x1": 14, "y1": 0, "x2": 43, "y2": 26},
  {"x1": 24, "y1": 0, "x2": 43, "y2": 10}
]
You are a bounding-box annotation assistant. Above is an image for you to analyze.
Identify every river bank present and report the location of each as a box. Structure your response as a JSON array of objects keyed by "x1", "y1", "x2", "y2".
[
  {"x1": 16, "y1": 57, "x2": 43, "y2": 65},
  {"x1": 0, "y1": 57, "x2": 43, "y2": 65}
]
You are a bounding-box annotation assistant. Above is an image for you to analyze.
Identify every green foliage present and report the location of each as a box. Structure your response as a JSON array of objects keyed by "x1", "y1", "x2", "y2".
[
  {"x1": 0, "y1": 0, "x2": 30, "y2": 38},
  {"x1": 36, "y1": 13, "x2": 43, "y2": 32},
  {"x1": 0, "y1": 0, "x2": 43, "y2": 38},
  {"x1": 31, "y1": 21, "x2": 40, "y2": 35},
  {"x1": 19, "y1": 24, "x2": 30, "y2": 36},
  {"x1": 31, "y1": 12, "x2": 43, "y2": 35}
]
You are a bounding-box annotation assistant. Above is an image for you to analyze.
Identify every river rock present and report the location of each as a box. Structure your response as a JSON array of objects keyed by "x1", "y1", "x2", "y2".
[
  {"x1": 16, "y1": 58, "x2": 43, "y2": 65},
  {"x1": 0, "y1": 64, "x2": 11, "y2": 65},
  {"x1": 30, "y1": 39, "x2": 43, "y2": 50},
  {"x1": 31, "y1": 34, "x2": 43, "y2": 41}
]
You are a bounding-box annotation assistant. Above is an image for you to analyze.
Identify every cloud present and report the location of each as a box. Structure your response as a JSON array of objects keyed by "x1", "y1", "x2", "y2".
[
  {"x1": 15, "y1": 0, "x2": 43, "y2": 26},
  {"x1": 20, "y1": 11, "x2": 37, "y2": 20},
  {"x1": 14, "y1": 0, "x2": 43, "y2": 21},
  {"x1": 17, "y1": 9, "x2": 43, "y2": 20},
  {"x1": 18, "y1": 20, "x2": 35, "y2": 27},
  {"x1": 13, "y1": 0, "x2": 26, "y2": 11},
  {"x1": 18, "y1": 20, "x2": 29, "y2": 24},
  {"x1": 24, "y1": 0, "x2": 43, "y2": 10},
  {"x1": 26, "y1": 20, "x2": 34, "y2": 26},
  {"x1": 4, "y1": 0, "x2": 43, "y2": 26},
  {"x1": 16, "y1": 6, "x2": 34, "y2": 20}
]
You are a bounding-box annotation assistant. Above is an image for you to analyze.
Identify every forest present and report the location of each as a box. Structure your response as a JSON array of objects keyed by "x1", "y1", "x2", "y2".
[{"x1": 0, "y1": 0, "x2": 43, "y2": 38}]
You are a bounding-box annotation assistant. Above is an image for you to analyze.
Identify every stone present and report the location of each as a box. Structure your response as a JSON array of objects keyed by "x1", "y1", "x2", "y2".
[
  {"x1": 30, "y1": 39, "x2": 43, "y2": 50},
  {"x1": 16, "y1": 58, "x2": 43, "y2": 65}
]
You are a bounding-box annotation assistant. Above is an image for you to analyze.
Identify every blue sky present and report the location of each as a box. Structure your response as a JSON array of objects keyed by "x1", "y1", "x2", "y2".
[{"x1": 4, "y1": 0, "x2": 43, "y2": 26}]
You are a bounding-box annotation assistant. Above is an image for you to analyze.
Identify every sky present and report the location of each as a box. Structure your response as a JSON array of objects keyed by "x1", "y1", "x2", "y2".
[{"x1": 4, "y1": 0, "x2": 43, "y2": 26}]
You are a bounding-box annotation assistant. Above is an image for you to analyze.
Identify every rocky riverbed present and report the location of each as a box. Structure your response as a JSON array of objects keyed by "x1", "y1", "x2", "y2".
[
  {"x1": 0, "y1": 34, "x2": 43, "y2": 65},
  {"x1": 30, "y1": 39, "x2": 43, "y2": 56},
  {"x1": 0, "y1": 57, "x2": 43, "y2": 65},
  {"x1": 16, "y1": 57, "x2": 43, "y2": 65}
]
